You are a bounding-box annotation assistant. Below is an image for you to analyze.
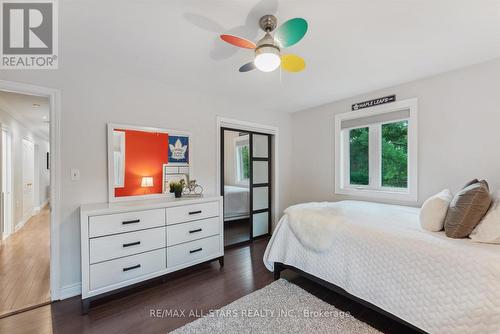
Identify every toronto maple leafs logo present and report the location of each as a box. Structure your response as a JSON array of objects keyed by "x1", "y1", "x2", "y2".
[
  {"x1": 169, "y1": 139, "x2": 187, "y2": 160},
  {"x1": 168, "y1": 136, "x2": 189, "y2": 164}
]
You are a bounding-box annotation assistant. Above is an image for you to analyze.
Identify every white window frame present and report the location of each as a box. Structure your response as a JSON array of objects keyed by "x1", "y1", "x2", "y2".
[
  {"x1": 234, "y1": 135, "x2": 249, "y2": 186},
  {"x1": 113, "y1": 130, "x2": 125, "y2": 188},
  {"x1": 335, "y1": 98, "x2": 418, "y2": 202}
]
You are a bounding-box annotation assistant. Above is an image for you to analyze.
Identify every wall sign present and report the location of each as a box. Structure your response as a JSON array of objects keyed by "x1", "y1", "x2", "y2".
[{"x1": 352, "y1": 95, "x2": 396, "y2": 111}]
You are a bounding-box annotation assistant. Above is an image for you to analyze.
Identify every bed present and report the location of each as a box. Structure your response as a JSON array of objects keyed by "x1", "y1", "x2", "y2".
[
  {"x1": 264, "y1": 200, "x2": 500, "y2": 334},
  {"x1": 223, "y1": 185, "x2": 249, "y2": 221}
]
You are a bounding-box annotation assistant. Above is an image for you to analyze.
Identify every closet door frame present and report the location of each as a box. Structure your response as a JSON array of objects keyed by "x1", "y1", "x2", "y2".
[
  {"x1": 248, "y1": 132, "x2": 272, "y2": 240},
  {"x1": 220, "y1": 127, "x2": 272, "y2": 242}
]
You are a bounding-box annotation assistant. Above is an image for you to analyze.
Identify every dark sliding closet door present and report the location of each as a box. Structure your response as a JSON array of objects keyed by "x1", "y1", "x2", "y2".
[{"x1": 249, "y1": 133, "x2": 272, "y2": 238}]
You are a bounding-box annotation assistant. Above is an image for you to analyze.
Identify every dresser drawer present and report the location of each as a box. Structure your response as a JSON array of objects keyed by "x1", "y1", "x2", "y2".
[
  {"x1": 167, "y1": 235, "x2": 221, "y2": 268},
  {"x1": 89, "y1": 209, "x2": 165, "y2": 238},
  {"x1": 166, "y1": 201, "x2": 219, "y2": 225},
  {"x1": 89, "y1": 249, "x2": 165, "y2": 291},
  {"x1": 89, "y1": 227, "x2": 166, "y2": 264},
  {"x1": 166, "y1": 217, "x2": 220, "y2": 246}
]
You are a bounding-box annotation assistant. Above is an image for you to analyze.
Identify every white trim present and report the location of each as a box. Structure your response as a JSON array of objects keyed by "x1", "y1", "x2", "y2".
[
  {"x1": 35, "y1": 200, "x2": 49, "y2": 213},
  {"x1": 335, "y1": 98, "x2": 418, "y2": 202},
  {"x1": 0, "y1": 79, "x2": 62, "y2": 301},
  {"x1": 59, "y1": 282, "x2": 82, "y2": 299},
  {"x1": 107, "y1": 123, "x2": 193, "y2": 203},
  {"x1": 15, "y1": 217, "x2": 30, "y2": 232},
  {"x1": 216, "y1": 117, "x2": 280, "y2": 230}
]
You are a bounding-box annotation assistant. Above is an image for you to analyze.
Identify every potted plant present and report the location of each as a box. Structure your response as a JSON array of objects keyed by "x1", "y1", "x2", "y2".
[{"x1": 169, "y1": 180, "x2": 185, "y2": 198}]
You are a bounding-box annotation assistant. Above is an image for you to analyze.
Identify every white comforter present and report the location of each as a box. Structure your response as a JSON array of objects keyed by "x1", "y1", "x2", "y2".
[
  {"x1": 264, "y1": 200, "x2": 500, "y2": 334},
  {"x1": 224, "y1": 185, "x2": 249, "y2": 219}
]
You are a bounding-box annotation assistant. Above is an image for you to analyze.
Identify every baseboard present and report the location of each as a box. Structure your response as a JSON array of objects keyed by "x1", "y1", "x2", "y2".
[
  {"x1": 1, "y1": 232, "x2": 10, "y2": 240},
  {"x1": 35, "y1": 200, "x2": 49, "y2": 213},
  {"x1": 59, "y1": 282, "x2": 81, "y2": 300},
  {"x1": 14, "y1": 218, "x2": 29, "y2": 232}
]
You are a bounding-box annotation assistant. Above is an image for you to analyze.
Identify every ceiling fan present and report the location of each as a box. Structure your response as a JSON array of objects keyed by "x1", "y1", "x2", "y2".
[{"x1": 220, "y1": 15, "x2": 308, "y2": 73}]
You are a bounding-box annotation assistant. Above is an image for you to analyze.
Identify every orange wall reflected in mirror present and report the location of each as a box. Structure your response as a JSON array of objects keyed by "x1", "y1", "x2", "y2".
[{"x1": 114, "y1": 129, "x2": 169, "y2": 197}]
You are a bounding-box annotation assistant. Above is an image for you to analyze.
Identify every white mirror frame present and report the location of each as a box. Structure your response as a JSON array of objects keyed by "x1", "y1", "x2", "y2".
[{"x1": 107, "y1": 123, "x2": 193, "y2": 203}]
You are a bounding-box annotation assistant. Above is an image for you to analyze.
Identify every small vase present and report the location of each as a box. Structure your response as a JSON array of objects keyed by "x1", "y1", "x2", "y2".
[{"x1": 174, "y1": 190, "x2": 182, "y2": 198}]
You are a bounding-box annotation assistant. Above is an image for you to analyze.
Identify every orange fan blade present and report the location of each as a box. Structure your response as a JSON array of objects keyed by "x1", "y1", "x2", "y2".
[{"x1": 220, "y1": 35, "x2": 256, "y2": 49}]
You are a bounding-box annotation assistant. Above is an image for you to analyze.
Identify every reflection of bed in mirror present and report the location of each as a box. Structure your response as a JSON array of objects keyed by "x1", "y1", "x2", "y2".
[{"x1": 223, "y1": 185, "x2": 249, "y2": 221}]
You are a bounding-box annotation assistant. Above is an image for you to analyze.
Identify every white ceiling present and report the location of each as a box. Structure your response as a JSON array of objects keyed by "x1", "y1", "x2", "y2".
[
  {"x1": 0, "y1": 91, "x2": 50, "y2": 140},
  {"x1": 64, "y1": 0, "x2": 500, "y2": 113}
]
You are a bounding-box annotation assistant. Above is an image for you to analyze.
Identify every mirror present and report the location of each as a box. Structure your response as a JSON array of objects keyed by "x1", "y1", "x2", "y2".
[{"x1": 107, "y1": 124, "x2": 191, "y2": 202}]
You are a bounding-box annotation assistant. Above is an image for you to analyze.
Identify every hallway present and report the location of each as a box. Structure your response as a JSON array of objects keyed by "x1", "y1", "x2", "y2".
[{"x1": 0, "y1": 206, "x2": 50, "y2": 318}]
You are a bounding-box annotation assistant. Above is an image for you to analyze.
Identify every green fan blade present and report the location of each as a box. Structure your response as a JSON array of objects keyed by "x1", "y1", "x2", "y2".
[{"x1": 274, "y1": 18, "x2": 308, "y2": 48}]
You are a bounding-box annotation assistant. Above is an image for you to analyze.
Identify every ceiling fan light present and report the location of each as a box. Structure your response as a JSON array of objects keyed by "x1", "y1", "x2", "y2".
[{"x1": 254, "y1": 46, "x2": 281, "y2": 72}]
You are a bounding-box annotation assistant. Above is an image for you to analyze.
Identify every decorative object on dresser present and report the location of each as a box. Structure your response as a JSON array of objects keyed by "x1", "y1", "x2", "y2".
[
  {"x1": 80, "y1": 195, "x2": 223, "y2": 313},
  {"x1": 182, "y1": 179, "x2": 204, "y2": 197}
]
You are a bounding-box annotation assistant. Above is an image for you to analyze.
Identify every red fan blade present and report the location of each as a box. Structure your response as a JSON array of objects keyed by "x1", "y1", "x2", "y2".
[{"x1": 220, "y1": 35, "x2": 256, "y2": 49}]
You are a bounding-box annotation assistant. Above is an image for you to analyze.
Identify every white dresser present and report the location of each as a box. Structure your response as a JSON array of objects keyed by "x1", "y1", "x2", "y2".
[{"x1": 80, "y1": 195, "x2": 223, "y2": 312}]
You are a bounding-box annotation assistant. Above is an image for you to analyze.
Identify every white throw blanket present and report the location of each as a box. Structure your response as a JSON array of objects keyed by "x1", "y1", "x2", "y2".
[{"x1": 285, "y1": 202, "x2": 345, "y2": 252}]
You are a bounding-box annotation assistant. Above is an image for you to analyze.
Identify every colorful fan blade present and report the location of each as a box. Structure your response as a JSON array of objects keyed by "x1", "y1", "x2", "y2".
[
  {"x1": 281, "y1": 54, "x2": 306, "y2": 72},
  {"x1": 220, "y1": 35, "x2": 256, "y2": 49},
  {"x1": 274, "y1": 18, "x2": 308, "y2": 48},
  {"x1": 239, "y1": 62, "x2": 256, "y2": 72}
]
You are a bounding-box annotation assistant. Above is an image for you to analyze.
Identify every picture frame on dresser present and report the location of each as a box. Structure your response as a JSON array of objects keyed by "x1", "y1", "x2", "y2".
[
  {"x1": 107, "y1": 123, "x2": 193, "y2": 203},
  {"x1": 80, "y1": 196, "x2": 224, "y2": 313}
]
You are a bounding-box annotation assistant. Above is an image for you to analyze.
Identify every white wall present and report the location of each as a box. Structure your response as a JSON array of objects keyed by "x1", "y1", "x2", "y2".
[
  {"x1": 223, "y1": 130, "x2": 238, "y2": 186},
  {"x1": 0, "y1": 66, "x2": 293, "y2": 295},
  {"x1": 290, "y1": 58, "x2": 500, "y2": 207},
  {"x1": 0, "y1": 107, "x2": 49, "y2": 230}
]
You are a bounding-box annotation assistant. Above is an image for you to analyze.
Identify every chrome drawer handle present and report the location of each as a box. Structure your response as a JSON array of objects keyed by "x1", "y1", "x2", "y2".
[
  {"x1": 188, "y1": 210, "x2": 202, "y2": 215},
  {"x1": 122, "y1": 219, "x2": 140, "y2": 225},
  {"x1": 123, "y1": 241, "x2": 140, "y2": 248},
  {"x1": 189, "y1": 248, "x2": 202, "y2": 254},
  {"x1": 189, "y1": 228, "x2": 202, "y2": 234},
  {"x1": 123, "y1": 264, "x2": 141, "y2": 272}
]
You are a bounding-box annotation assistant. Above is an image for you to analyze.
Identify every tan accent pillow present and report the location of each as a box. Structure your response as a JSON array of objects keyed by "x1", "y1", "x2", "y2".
[{"x1": 444, "y1": 180, "x2": 492, "y2": 238}]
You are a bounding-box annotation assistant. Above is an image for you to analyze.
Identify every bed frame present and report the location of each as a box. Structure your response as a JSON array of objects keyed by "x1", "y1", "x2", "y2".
[{"x1": 273, "y1": 262, "x2": 427, "y2": 334}]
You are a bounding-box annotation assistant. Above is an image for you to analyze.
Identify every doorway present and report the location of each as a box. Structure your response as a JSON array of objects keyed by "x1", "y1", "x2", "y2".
[
  {"x1": 0, "y1": 90, "x2": 52, "y2": 318},
  {"x1": 22, "y1": 138, "x2": 35, "y2": 224},
  {"x1": 221, "y1": 127, "x2": 273, "y2": 247},
  {"x1": 1, "y1": 128, "x2": 13, "y2": 239}
]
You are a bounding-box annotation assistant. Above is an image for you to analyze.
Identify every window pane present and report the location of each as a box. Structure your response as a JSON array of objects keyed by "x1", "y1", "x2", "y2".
[
  {"x1": 349, "y1": 127, "x2": 369, "y2": 185},
  {"x1": 241, "y1": 145, "x2": 249, "y2": 179},
  {"x1": 382, "y1": 121, "x2": 408, "y2": 188}
]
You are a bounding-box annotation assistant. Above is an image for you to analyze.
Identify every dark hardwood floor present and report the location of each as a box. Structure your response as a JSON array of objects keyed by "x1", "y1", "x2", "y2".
[
  {"x1": 0, "y1": 238, "x2": 418, "y2": 334},
  {"x1": 223, "y1": 218, "x2": 250, "y2": 246}
]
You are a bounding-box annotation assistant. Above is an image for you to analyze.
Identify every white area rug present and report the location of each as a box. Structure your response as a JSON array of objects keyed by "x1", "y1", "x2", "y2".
[{"x1": 170, "y1": 279, "x2": 381, "y2": 333}]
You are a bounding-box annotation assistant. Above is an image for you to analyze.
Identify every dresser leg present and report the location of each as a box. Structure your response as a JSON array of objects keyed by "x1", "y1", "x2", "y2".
[
  {"x1": 218, "y1": 256, "x2": 224, "y2": 267},
  {"x1": 82, "y1": 299, "x2": 90, "y2": 314}
]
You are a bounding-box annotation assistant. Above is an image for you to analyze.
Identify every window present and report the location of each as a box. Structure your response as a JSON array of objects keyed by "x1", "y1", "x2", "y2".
[
  {"x1": 235, "y1": 136, "x2": 249, "y2": 184},
  {"x1": 113, "y1": 130, "x2": 125, "y2": 187},
  {"x1": 335, "y1": 98, "x2": 417, "y2": 201}
]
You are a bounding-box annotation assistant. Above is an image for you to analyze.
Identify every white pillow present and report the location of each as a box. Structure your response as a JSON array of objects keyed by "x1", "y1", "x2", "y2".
[
  {"x1": 420, "y1": 189, "x2": 453, "y2": 232},
  {"x1": 470, "y1": 191, "x2": 500, "y2": 244}
]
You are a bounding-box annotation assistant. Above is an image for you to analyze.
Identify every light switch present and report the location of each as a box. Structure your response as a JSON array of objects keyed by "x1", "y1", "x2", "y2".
[{"x1": 71, "y1": 168, "x2": 80, "y2": 181}]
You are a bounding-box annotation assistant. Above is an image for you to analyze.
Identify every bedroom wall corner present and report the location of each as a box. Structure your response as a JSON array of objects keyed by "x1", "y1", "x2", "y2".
[{"x1": 289, "y1": 58, "x2": 500, "y2": 207}]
